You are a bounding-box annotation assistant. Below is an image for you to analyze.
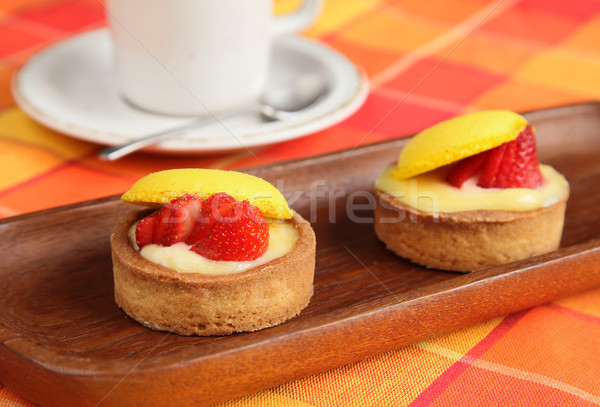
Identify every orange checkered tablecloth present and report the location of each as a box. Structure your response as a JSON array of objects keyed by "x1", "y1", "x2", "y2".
[{"x1": 1, "y1": 0, "x2": 600, "y2": 405}]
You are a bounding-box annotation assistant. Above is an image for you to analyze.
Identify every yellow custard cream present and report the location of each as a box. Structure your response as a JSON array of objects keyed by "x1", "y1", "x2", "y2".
[
  {"x1": 376, "y1": 164, "x2": 569, "y2": 213},
  {"x1": 128, "y1": 220, "x2": 299, "y2": 275}
]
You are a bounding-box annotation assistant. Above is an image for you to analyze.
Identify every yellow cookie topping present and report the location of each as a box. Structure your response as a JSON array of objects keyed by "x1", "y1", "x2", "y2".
[
  {"x1": 121, "y1": 169, "x2": 292, "y2": 219},
  {"x1": 392, "y1": 110, "x2": 529, "y2": 180}
]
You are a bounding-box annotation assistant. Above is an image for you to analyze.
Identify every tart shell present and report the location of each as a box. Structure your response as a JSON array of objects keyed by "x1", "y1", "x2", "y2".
[
  {"x1": 110, "y1": 208, "x2": 316, "y2": 336},
  {"x1": 374, "y1": 188, "x2": 567, "y2": 272}
]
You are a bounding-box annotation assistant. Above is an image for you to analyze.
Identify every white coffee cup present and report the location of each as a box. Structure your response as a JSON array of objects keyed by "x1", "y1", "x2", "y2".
[{"x1": 107, "y1": 0, "x2": 322, "y2": 117}]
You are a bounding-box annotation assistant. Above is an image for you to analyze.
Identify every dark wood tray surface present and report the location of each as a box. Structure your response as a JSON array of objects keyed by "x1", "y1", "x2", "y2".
[{"x1": 1, "y1": 103, "x2": 599, "y2": 407}]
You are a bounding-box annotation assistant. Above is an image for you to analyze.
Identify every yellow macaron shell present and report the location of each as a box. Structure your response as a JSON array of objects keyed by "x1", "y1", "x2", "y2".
[
  {"x1": 392, "y1": 110, "x2": 529, "y2": 180},
  {"x1": 121, "y1": 169, "x2": 292, "y2": 219}
]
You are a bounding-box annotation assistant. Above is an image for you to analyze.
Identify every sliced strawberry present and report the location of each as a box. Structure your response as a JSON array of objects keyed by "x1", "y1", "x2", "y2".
[
  {"x1": 478, "y1": 125, "x2": 541, "y2": 188},
  {"x1": 135, "y1": 212, "x2": 158, "y2": 249},
  {"x1": 447, "y1": 124, "x2": 542, "y2": 189},
  {"x1": 134, "y1": 192, "x2": 269, "y2": 262},
  {"x1": 188, "y1": 194, "x2": 269, "y2": 261},
  {"x1": 477, "y1": 142, "x2": 507, "y2": 188},
  {"x1": 136, "y1": 194, "x2": 203, "y2": 247},
  {"x1": 493, "y1": 134, "x2": 518, "y2": 188},
  {"x1": 447, "y1": 150, "x2": 488, "y2": 188},
  {"x1": 204, "y1": 193, "x2": 235, "y2": 222},
  {"x1": 160, "y1": 194, "x2": 203, "y2": 246},
  {"x1": 186, "y1": 192, "x2": 236, "y2": 244},
  {"x1": 492, "y1": 125, "x2": 542, "y2": 188},
  {"x1": 152, "y1": 205, "x2": 174, "y2": 246}
]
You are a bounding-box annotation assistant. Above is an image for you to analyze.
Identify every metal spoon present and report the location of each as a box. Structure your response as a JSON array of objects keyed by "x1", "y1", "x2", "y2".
[{"x1": 98, "y1": 74, "x2": 327, "y2": 161}]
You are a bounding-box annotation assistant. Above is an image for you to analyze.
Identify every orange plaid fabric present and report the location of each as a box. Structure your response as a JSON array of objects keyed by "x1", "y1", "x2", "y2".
[{"x1": 1, "y1": 0, "x2": 600, "y2": 405}]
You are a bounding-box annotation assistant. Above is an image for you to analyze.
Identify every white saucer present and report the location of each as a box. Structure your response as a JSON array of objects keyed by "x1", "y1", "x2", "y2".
[{"x1": 12, "y1": 29, "x2": 369, "y2": 154}]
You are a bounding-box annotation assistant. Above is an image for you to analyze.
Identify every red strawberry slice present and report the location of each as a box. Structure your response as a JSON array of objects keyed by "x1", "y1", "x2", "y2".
[
  {"x1": 158, "y1": 194, "x2": 203, "y2": 246},
  {"x1": 447, "y1": 125, "x2": 542, "y2": 189},
  {"x1": 152, "y1": 205, "x2": 174, "y2": 246},
  {"x1": 493, "y1": 134, "x2": 518, "y2": 187},
  {"x1": 203, "y1": 192, "x2": 239, "y2": 225},
  {"x1": 135, "y1": 212, "x2": 158, "y2": 249},
  {"x1": 188, "y1": 194, "x2": 269, "y2": 261},
  {"x1": 486, "y1": 125, "x2": 542, "y2": 188},
  {"x1": 134, "y1": 192, "x2": 269, "y2": 262},
  {"x1": 446, "y1": 151, "x2": 488, "y2": 188},
  {"x1": 193, "y1": 215, "x2": 269, "y2": 261},
  {"x1": 477, "y1": 142, "x2": 507, "y2": 188},
  {"x1": 135, "y1": 194, "x2": 202, "y2": 248},
  {"x1": 185, "y1": 192, "x2": 237, "y2": 244}
]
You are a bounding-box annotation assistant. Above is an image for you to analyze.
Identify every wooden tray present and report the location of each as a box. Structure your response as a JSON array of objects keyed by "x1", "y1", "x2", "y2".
[{"x1": 1, "y1": 103, "x2": 600, "y2": 407}]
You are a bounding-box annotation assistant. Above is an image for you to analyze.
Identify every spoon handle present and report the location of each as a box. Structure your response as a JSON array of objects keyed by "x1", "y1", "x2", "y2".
[
  {"x1": 99, "y1": 124, "x2": 188, "y2": 161},
  {"x1": 98, "y1": 110, "x2": 247, "y2": 161},
  {"x1": 98, "y1": 104, "x2": 276, "y2": 161},
  {"x1": 98, "y1": 75, "x2": 326, "y2": 161}
]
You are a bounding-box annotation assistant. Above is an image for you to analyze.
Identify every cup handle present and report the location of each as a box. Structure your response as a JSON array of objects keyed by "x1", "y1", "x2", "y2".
[{"x1": 271, "y1": 0, "x2": 323, "y2": 36}]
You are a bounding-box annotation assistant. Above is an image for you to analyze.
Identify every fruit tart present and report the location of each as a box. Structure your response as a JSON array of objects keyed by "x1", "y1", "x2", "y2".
[
  {"x1": 374, "y1": 110, "x2": 569, "y2": 272},
  {"x1": 110, "y1": 169, "x2": 316, "y2": 335}
]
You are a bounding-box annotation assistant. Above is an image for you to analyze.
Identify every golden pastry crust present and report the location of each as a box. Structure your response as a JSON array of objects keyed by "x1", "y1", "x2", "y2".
[
  {"x1": 110, "y1": 208, "x2": 316, "y2": 336},
  {"x1": 374, "y1": 188, "x2": 567, "y2": 272}
]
